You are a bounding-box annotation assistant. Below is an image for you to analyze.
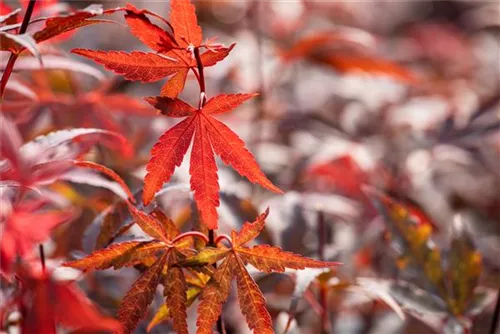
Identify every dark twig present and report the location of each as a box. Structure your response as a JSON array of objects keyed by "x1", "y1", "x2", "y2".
[
  {"x1": 490, "y1": 289, "x2": 500, "y2": 334},
  {"x1": 0, "y1": 0, "x2": 37, "y2": 98}
]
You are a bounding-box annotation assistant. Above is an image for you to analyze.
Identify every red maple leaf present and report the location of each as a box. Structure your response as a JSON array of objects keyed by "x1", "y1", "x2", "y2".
[
  {"x1": 0, "y1": 199, "x2": 74, "y2": 276},
  {"x1": 0, "y1": 116, "x2": 134, "y2": 201},
  {"x1": 178, "y1": 209, "x2": 341, "y2": 333},
  {"x1": 72, "y1": 1, "x2": 234, "y2": 98},
  {"x1": 64, "y1": 204, "x2": 197, "y2": 334},
  {"x1": 1, "y1": 263, "x2": 121, "y2": 333},
  {"x1": 0, "y1": 4, "x2": 110, "y2": 57},
  {"x1": 143, "y1": 94, "x2": 282, "y2": 229}
]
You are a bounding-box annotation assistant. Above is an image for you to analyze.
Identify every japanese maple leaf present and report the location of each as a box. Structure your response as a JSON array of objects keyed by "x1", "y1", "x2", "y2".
[
  {"x1": 0, "y1": 199, "x2": 74, "y2": 276},
  {"x1": 142, "y1": 94, "x2": 282, "y2": 229},
  {"x1": 281, "y1": 31, "x2": 417, "y2": 84},
  {"x1": 64, "y1": 204, "x2": 195, "y2": 334},
  {"x1": 1, "y1": 263, "x2": 121, "y2": 333},
  {"x1": 0, "y1": 116, "x2": 133, "y2": 201},
  {"x1": 178, "y1": 209, "x2": 340, "y2": 334},
  {"x1": 2, "y1": 77, "x2": 154, "y2": 136},
  {"x1": 0, "y1": 5, "x2": 109, "y2": 58},
  {"x1": 72, "y1": 0, "x2": 234, "y2": 97}
]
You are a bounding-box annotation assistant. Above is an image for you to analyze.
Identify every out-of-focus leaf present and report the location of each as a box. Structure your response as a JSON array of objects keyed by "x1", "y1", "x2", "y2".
[
  {"x1": 286, "y1": 268, "x2": 330, "y2": 332},
  {"x1": 33, "y1": 5, "x2": 107, "y2": 44},
  {"x1": 59, "y1": 169, "x2": 130, "y2": 201},
  {"x1": 365, "y1": 187, "x2": 447, "y2": 296},
  {"x1": 20, "y1": 128, "x2": 127, "y2": 161},
  {"x1": 465, "y1": 288, "x2": 497, "y2": 317},
  {"x1": 147, "y1": 285, "x2": 202, "y2": 332},
  {"x1": 306, "y1": 155, "x2": 368, "y2": 199},
  {"x1": 353, "y1": 277, "x2": 406, "y2": 320},
  {"x1": 316, "y1": 53, "x2": 418, "y2": 84},
  {"x1": 6, "y1": 55, "x2": 105, "y2": 80},
  {"x1": 280, "y1": 29, "x2": 376, "y2": 61},
  {"x1": 94, "y1": 201, "x2": 129, "y2": 250},
  {"x1": 0, "y1": 8, "x2": 20, "y2": 24},
  {"x1": 72, "y1": 160, "x2": 134, "y2": 203},
  {"x1": 447, "y1": 215, "x2": 482, "y2": 315},
  {"x1": 0, "y1": 32, "x2": 41, "y2": 61}
]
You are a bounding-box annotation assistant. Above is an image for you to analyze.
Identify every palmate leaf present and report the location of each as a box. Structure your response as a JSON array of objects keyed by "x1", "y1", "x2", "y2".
[
  {"x1": 12, "y1": 264, "x2": 121, "y2": 333},
  {"x1": 0, "y1": 5, "x2": 108, "y2": 56},
  {"x1": 170, "y1": 0, "x2": 202, "y2": 47},
  {"x1": 164, "y1": 250, "x2": 189, "y2": 334},
  {"x1": 71, "y1": 49, "x2": 182, "y2": 82},
  {"x1": 143, "y1": 95, "x2": 282, "y2": 229},
  {"x1": 64, "y1": 241, "x2": 164, "y2": 270},
  {"x1": 73, "y1": 0, "x2": 234, "y2": 98},
  {"x1": 123, "y1": 4, "x2": 175, "y2": 53},
  {"x1": 365, "y1": 187, "x2": 447, "y2": 293},
  {"x1": 148, "y1": 285, "x2": 202, "y2": 331},
  {"x1": 118, "y1": 253, "x2": 168, "y2": 334},
  {"x1": 178, "y1": 210, "x2": 340, "y2": 333},
  {"x1": 64, "y1": 205, "x2": 193, "y2": 334}
]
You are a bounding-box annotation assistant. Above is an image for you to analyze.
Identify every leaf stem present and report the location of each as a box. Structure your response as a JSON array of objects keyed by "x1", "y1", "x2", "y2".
[
  {"x1": 0, "y1": 0, "x2": 37, "y2": 99},
  {"x1": 171, "y1": 231, "x2": 209, "y2": 245},
  {"x1": 193, "y1": 46, "x2": 207, "y2": 107},
  {"x1": 39, "y1": 244, "x2": 46, "y2": 273},
  {"x1": 317, "y1": 210, "x2": 329, "y2": 333},
  {"x1": 214, "y1": 234, "x2": 233, "y2": 248}
]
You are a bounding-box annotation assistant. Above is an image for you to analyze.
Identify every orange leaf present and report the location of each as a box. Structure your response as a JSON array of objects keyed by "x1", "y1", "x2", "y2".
[
  {"x1": 234, "y1": 256, "x2": 274, "y2": 334},
  {"x1": 237, "y1": 245, "x2": 340, "y2": 273},
  {"x1": 164, "y1": 250, "x2": 188, "y2": 334},
  {"x1": 124, "y1": 4, "x2": 175, "y2": 53},
  {"x1": 63, "y1": 241, "x2": 164, "y2": 270},
  {"x1": 127, "y1": 203, "x2": 170, "y2": 243},
  {"x1": 160, "y1": 68, "x2": 189, "y2": 98},
  {"x1": 190, "y1": 115, "x2": 220, "y2": 229},
  {"x1": 204, "y1": 116, "x2": 282, "y2": 194},
  {"x1": 196, "y1": 255, "x2": 236, "y2": 334},
  {"x1": 234, "y1": 208, "x2": 269, "y2": 247},
  {"x1": 200, "y1": 44, "x2": 235, "y2": 66},
  {"x1": 72, "y1": 49, "x2": 182, "y2": 82},
  {"x1": 143, "y1": 116, "x2": 196, "y2": 205},
  {"x1": 319, "y1": 53, "x2": 418, "y2": 84},
  {"x1": 117, "y1": 254, "x2": 167, "y2": 334},
  {"x1": 144, "y1": 96, "x2": 196, "y2": 117},
  {"x1": 170, "y1": 0, "x2": 202, "y2": 47},
  {"x1": 203, "y1": 93, "x2": 258, "y2": 115},
  {"x1": 150, "y1": 209, "x2": 180, "y2": 240}
]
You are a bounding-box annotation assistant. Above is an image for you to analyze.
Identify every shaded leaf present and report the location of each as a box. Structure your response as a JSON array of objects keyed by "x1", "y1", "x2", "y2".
[
  {"x1": 117, "y1": 254, "x2": 168, "y2": 334},
  {"x1": 234, "y1": 255, "x2": 274, "y2": 334},
  {"x1": 64, "y1": 241, "x2": 164, "y2": 270}
]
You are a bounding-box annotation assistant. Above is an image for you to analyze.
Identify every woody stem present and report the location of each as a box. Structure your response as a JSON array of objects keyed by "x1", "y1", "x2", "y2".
[
  {"x1": 0, "y1": 0, "x2": 37, "y2": 99},
  {"x1": 39, "y1": 244, "x2": 46, "y2": 273},
  {"x1": 193, "y1": 46, "x2": 207, "y2": 107}
]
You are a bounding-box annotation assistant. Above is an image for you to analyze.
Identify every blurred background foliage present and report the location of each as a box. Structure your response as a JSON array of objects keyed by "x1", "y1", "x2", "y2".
[{"x1": 1, "y1": 0, "x2": 499, "y2": 333}]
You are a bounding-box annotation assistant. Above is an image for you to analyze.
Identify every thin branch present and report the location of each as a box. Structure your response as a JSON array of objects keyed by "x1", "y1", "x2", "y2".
[
  {"x1": 193, "y1": 46, "x2": 207, "y2": 107},
  {"x1": 490, "y1": 289, "x2": 500, "y2": 334},
  {"x1": 0, "y1": 0, "x2": 37, "y2": 99},
  {"x1": 39, "y1": 244, "x2": 46, "y2": 273}
]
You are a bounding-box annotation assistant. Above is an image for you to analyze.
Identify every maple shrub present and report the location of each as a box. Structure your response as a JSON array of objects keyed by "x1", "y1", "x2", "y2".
[
  {"x1": 51, "y1": 0, "x2": 338, "y2": 333},
  {"x1": 3, "y1": 0, "x2": 497, "y2": 333}
]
